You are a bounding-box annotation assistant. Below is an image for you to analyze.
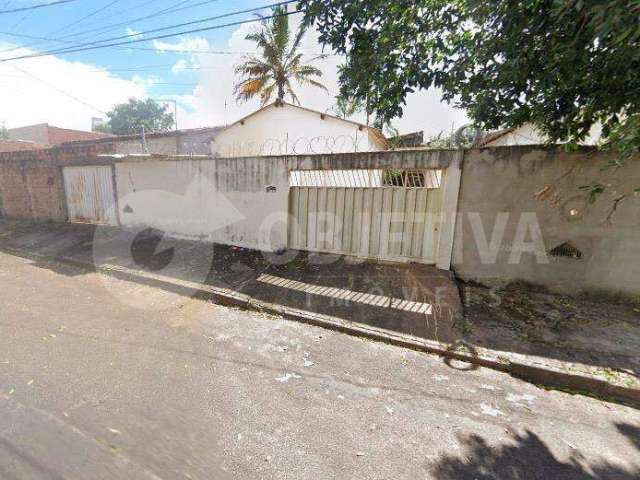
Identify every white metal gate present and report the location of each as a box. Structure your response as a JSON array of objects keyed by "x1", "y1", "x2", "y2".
[
  {"x1": 288, "y1": 170, "x2": 444, "y2": 263},
  {"x1": 63, "y1": 166, "x2": 118, "y2": 225}
]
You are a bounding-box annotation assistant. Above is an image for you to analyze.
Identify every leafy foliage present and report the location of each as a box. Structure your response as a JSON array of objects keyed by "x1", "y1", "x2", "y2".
[
  {"x1": 332, "y1": 94, "x2": 363, "y2": 120},
  {"x1": 301, "y1": 0, "x2": 640, "y2": 161},
  {"x1": 92, "y1": 122, "x2": 112, "y2": 134},
  {"x1": 234, "y1": 5, "x2": 327, "y2": 105},
  {"x1": 0, "y1": 125, "x2": 8, "y2": 139},
  {"x1": 105, "y1": 98, "x2": 174, "y2": 135}
]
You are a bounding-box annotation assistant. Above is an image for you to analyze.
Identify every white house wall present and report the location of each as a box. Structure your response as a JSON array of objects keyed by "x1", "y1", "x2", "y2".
[
  {"x1": 114, "y1": 157, "x2": 291, "y2": 251},
  {"x1": 211, "y1": 104, "x2": 382, "y2": 157},
  {"x1": 487, "y1": 123, "x2": 602, "y2": 147}
]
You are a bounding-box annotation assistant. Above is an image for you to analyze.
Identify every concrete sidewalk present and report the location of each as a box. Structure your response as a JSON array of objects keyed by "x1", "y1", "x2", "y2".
[
  {"x1": 0, "y1": 219, "x2": 462, "y2": 341},
  {"x1": 0, "y1": 219, "x2": 638, "y2": 405}
]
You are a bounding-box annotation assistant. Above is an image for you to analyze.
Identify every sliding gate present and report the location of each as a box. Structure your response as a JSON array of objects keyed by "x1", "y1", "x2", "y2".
[{"x1": 288, "y1": 169, "x2": 443, "y2": 263}]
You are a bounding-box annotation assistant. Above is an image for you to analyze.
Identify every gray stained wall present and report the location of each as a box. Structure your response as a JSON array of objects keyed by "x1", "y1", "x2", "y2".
[
  {"x1": 0, "y1": 144, "x2": 638, "y2": 297},
  {"x1": 452, "y1": 146, "x2": 640, "y2": 297}
]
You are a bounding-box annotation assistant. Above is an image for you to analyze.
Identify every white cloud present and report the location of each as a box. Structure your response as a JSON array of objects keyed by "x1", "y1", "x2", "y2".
[
  {"x1": 126, "y1": 27, "x2": 143, "y2": 39},
  {"x1": 175, "y1": 14, "x2": 469, "y2": 136},
  {"x1": 0, "y1": 15, "x2": 468, "y2": 137},
  {"x1": 152, "y1": 37, "x2": 211, "y2": 53},
  {"x1": 0, "y1": 42, "x2": 149, "y2": 131},
  {"x1": 171, "y1": 59, "x2": 188, "y2": 74}
]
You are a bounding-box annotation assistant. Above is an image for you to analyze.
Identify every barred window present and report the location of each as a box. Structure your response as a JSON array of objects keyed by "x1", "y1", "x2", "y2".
[{"x1": 290, "y1": 169, "x2": 441, "y2": 189}]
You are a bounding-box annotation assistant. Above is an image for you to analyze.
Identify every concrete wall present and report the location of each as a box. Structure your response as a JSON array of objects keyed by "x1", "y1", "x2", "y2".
[
  {"x1": 452, "y1": 146, "x2": 640, "y2": 296},
  {"x1": 114, "y1": 157, "x2": 291, "y2": 251},
  {"x1": 112, "y1": 129, "x2": 220, "y2": 155},
  {"x1": 211, "y1": 103, "x2": 385, "y2": 157},
  {"x1": 112, "y1": 149, "x2": 453, "y2": 252}
]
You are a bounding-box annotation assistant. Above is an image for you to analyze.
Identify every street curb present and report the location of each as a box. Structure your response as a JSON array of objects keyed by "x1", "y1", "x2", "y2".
[{"x1": 3, "y1": 245, "x2": 639, "y2": 407}]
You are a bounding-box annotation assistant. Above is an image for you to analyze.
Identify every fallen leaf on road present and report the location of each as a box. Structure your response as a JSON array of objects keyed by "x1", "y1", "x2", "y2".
[
  {"x1": 8, "y1": 388, "x2": 14, "y2": 395},
  {"x1": 108, "y1": 428, "x2": 121, "y2": 435},
  {"x1": 26, "y1": 379, "x2": 33, "y2": 386}
]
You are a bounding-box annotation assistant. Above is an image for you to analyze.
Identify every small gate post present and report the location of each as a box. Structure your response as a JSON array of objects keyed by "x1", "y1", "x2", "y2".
[{"x1": 436, "y1": 150, "x2": 464, "y2": 270}]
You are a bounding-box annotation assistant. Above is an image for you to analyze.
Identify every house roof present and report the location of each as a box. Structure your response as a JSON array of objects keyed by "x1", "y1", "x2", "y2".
[
  {"x1": 390, "y1": 130, "x2": 424, "y2": 148},
  {"x1": 8, "y1": 123, "x2": 112, "y2": 146},
  {"x1": 475, "y1": 128, "x2": 516, "y2": 147},
  {"x1": 46, "y1": 125, "x2": 112, "y2": 144},
  {"x1": 0, "y1": 139, "x2": 48, "y2": 152},
  {"x1": 60, "y1": 125, "x2": 224, "y2": 146},
  {"x1": 224, "y1": 100, "x2": 390, "y2": 149}
]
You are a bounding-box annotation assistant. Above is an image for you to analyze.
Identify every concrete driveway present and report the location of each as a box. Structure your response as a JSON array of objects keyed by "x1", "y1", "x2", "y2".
[{"x1": 0, "y1": 250, "x2": 639, "y2": 479}]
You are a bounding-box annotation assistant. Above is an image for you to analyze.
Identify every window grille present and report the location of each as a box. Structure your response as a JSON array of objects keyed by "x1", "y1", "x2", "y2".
[{"x1": 290, "y1": 169, "x2": 442, "y2": 189}]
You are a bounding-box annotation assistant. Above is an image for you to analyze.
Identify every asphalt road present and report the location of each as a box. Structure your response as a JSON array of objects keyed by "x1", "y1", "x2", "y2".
[{"x1": 0, "y1": 251, "x2": 638, "y2": 479}]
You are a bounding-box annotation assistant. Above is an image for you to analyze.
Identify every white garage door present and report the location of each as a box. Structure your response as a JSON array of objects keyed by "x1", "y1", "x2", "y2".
[
  {"x1": 63, "y1": 166, "x2": 118, "y2": 225},
  {"x1": 288, "y1": 169, "x2": 443, "y2": 263}
]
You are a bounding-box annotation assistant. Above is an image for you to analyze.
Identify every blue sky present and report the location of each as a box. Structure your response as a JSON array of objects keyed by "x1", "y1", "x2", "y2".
[{"x1": 0, "y1": 0, "x2": 468, "y2": 134}]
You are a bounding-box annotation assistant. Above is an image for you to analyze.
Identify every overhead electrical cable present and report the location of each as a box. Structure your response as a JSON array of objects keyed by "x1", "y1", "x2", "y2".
[
  {"x1": 0, "y1": 0, "x2": 216, "y2": 53},
  {"x1": 0, "y1": 3, "x2": 302, "y2": 62},
  {"x1": 0, "y1": 0, "x2": 76, "y2": 15},
  {"x1": 31, "y1": 0, "x2": 297, "y2": 57},
  {"x1": 49, "y1": 0, "x2": 123, "y2": 35},
  {"x1": 8, "y1": 63, "x2": 106, "y2": 114}
]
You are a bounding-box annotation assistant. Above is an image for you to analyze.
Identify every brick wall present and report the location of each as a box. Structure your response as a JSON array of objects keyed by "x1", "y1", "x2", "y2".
[
  {"x1": 0, "y1": 142, "x2": 115, "y2": 221},
  {"x1": 0, "y1": 162, "x2": 31, "y2": 218},
  {"x1": 25, "y1": 165, "x2": 66, "y2": 221}
]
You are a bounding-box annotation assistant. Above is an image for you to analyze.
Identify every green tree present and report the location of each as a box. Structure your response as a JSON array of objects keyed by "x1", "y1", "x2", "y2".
[
  {"x1": 0, "y1": 125, "x2": 8, "y2": 139},
  {"x1": 332, "y1": 94, "x2": 363, "y2": 120},
  {"x1": 105, "y1": 98, "x2": 174, "y2": 135},
  {"x1": 234, "y1": 5, "x2": 327, "y2": 105},
  {"x1": 93, "y1": 122, "x2": 112, "y2": 134},
  {"x1": 301, "y1": 0, "x2": 640, "y2": 192}
]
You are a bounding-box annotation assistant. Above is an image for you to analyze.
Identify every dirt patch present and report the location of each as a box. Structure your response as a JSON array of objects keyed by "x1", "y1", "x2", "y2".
[{"x1": 458, "y1": 281, "x2": 640, "y2": 388}]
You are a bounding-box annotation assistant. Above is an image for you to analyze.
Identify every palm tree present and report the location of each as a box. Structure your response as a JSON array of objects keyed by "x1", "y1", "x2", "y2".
[{"x1": 233, "y1": 6, "x2": 327, "y2": 105}]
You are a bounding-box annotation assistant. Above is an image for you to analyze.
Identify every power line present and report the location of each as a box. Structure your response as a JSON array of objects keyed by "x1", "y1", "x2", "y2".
[
  {"x1": 49, "y1": 0, "x2": 123, "y2": 35},
  {"x1": 45, "y1": 0, "x2": 218, "y2": 45},
  {"x1": 0, "y1": 30, "x2": 336, "y2": 58},
  {"x1": 11, "y1": 0, "x2": 297, "y2": 59},
  {"x1": 0, "y1": 0, "x2": 76, "y2": 15},
  {"x1": 0, "y1": 5, "x2": 303, "y2": 62},
  {"x1": 8, "y1": 63, "x2": 106, "y2": 114},
  {"x1": 0, "y1": 0, "x2": 216, "y2": 54}
]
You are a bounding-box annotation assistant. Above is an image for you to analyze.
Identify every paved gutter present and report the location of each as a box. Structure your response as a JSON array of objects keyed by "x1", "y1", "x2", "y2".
[{"x1": 1, "y1": 242, "x2": 639, "y2": 408}]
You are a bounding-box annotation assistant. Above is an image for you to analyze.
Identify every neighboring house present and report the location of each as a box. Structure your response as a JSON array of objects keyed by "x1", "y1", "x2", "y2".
[
  {"x1": 211, "y1": 100, "x2": 389, "y2": 157},
  {"x1": 478, "y1": 122, "x2": 602, "y2": 147},
  {"x1": 5, "y1": 101, "x2": 391, "y2": 157},
  {"x1": 67, "y1": 126, "x2": 224, "y2": 155},
  {"x1": 0, "y1": 140, "x2": 47, "y2": 153},
  {"x1": 8, "y1": 123, "x2": 112, "y2": 146},
  {"x1": 389, "y1": 131, "x2": 424, "y2": 148}
]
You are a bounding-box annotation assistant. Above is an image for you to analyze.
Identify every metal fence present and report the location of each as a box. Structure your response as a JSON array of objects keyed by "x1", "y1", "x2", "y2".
[{"x1": 214, "y1": 134, "x2": 371, "y2": 157}]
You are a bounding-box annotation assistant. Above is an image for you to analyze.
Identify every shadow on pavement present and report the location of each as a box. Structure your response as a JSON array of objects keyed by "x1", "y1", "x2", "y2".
[
  {"x1": 431, "y1": 423, "x2": 640, "y2": 479},
  {"x1": 1, "y1": 219, "x2": 639, "y2": 385}
]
